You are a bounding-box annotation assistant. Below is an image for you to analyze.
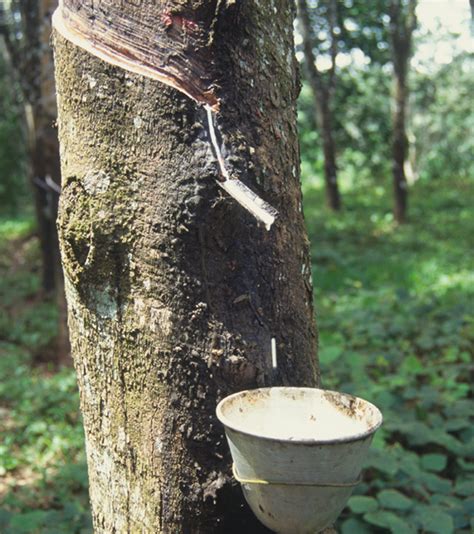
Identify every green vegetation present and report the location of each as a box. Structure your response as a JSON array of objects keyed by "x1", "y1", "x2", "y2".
[
  {"x1": 0, "y1": 57, "x2": 28, "y2": 215},
  {"x1": 303, "y1": 177, "x2": 474, "y2": 533},
  {"x1": 0, "y1": 5, "x2": 472, "y2": 530},
  {"x1": 0, "y1": 218, "x2": 91, "y2": 534},
  {"x1": 1, "y1": 172, "x2": 472, "y2": 532},
  {"x1": 412, "y1": 53, "x2": 474, "y2": 182}
]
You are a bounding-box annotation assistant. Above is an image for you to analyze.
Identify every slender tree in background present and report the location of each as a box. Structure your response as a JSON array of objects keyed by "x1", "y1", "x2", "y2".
[
  {"x1": 0, "y1": 0, "x2": 62, "y2": 292},
  {"x1": 0, "y1": 1, "x2": 69, "y2": 363},
  {"x1": 297, "y1": 0, "x2": 341, "y2": 211},
  {"x1": 53, "y1": 0, "x2": 318, "y2": 531},
  {"x1": 470, "y1": 0, "x2": 474, "y2": 36},
  {"x1": 388, "y1": 0, "x2": 417, "y2": 223}
]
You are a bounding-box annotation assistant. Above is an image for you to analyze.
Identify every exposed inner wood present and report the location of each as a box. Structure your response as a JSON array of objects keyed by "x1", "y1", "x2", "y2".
[{"x1": 53, "y1": 1, "x2": 219, "y2": 110}]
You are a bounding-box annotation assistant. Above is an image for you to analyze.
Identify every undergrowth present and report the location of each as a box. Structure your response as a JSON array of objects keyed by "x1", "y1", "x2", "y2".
[
  {"x1": 0, "y1": 176, "x2": 472, "y2": 533},
  {"x1": 303, "y1": 178, "x2": 474, "y2": 533},
  {"x1": 0, "y1": 218, "x2": 91, "y2": 534}
]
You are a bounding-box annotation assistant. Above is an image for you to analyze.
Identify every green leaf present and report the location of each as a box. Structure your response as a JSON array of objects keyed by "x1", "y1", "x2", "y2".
[
  {"x1": 419, "y1": 472, "x2": 452, "y2": 494},
  {"x1": 364, "y1": 449, "x2": 399, "y2": 476},
  {"x1": 413, "y1": 507, "x2": 455, "y2": 534},
  {"x1": 398, "y1": 450, "x2": 421, "y2": 477},
  {"x1": 400, "y1": 354, "x2": 424, "y2": 374},
  {"x1": 454, "y1": 478, "x2": 474, "y2": 497},
  {"x1": 448, "y1": 509, "x2": 470, "y2": 530},
  {"x1": 364, "y1": 510, "x2": 416, "y2": 533},
  {"x1": 463, "y1": 497, "x2": 474, "y2": 516},
  {"x1": 430, "y1": 494, "x2": 462, "y2": 507},
  {"x1": 377, "y1": 489, "x2": 414, "y2": 511},
  {"x1": 421, "y1": 453, "x2": 447, "y2": 472},
  {"x1": 429, "y1": 494, "x2": 468, "y2": 528},
  {"x1": 430, "y1": 430, "x2": 465, "y2": 455},
  {"x1": 348, "y1": 496, "x2": 379, "y2": 514},
  {"x1": 445, "y1": 418, "x2": 471, "y2": 431},
  {"x1": 457, "y1": 458, "x2": 474, "y2": 471}
]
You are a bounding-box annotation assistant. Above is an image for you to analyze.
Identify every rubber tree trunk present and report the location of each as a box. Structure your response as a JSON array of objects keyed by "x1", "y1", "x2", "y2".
[
  {"x1": 17, "y1": 0, "x2": 63, "y2": 294},
  {"x1": 389, "y1": 0, "x2": 416, "y2": 224},
  {"x1": 34, "y1": 0, "x2": 70, "y2": 361},
  {"x1": 53, "y1": 1, "x2": 318, "y2": 532},
  {"x1": 3, "y1": 0, "x2": 70, "y2": 362},
  {"x1": 470, "y1": 0, "x2": 474, "y2": 36},
  {"x1": 297, "y1": 0, "x2": 341, "y2": 211},
  {"x1": 319, "y1": 94, "x2": 341, "y2": 211},
  {"x1": 392, "y1": 71, "x2": 408, "y2": 224}
]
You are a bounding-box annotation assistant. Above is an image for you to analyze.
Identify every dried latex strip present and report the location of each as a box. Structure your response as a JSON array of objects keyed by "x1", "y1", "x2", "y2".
[{"x1": 53, "y1": 0, "x2": 278, "y2": 229}]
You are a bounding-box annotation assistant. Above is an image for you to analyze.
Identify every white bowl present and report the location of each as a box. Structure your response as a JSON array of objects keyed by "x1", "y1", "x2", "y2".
[{"x1": 216, "y1": 387, "x2": 383, "y2": 533}]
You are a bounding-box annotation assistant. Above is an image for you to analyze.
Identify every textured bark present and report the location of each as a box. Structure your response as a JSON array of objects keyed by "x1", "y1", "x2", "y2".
[
  {"x1": 58, "y1": 0, "x2": 218, "y2": 108},
  {"x1": 53, "y1": 1, "x2": 318, "y2": 532},
  {"x1": 392, "y1": 70, "x2": 408, "y2": 224},
  {"x1": 297, "y1": 0, "x2": 341, "y2": 212},
  {"x1": 389, "y1": 0, "x2": 417, "y2": 224},
  {"x1": 319, "y1": 95, "x2": 341, "y2": 212}
]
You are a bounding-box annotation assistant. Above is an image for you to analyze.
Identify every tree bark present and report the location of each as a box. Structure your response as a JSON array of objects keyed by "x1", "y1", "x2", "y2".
[
  {"x1": 392, "y1": 70, "x2": 408, "y2": 224},
  {"x1": 53, "y1": 1, "x2": 319, "y2": 532},
  {"x1": 297, "y1": 0, "x2": 341, "y2": 212},
  {"x1": 15, "y1": 0, "x2": 63, "y2": 292},
  {"x1": 389, "y1": 0, "x2": 416, "y2": 224},
  {"x1": 33, "y1": 0, "x2": 70, "y2": 361},
  {"x1": 319, "y1": 93, "x2": 341, "y2": 211}
]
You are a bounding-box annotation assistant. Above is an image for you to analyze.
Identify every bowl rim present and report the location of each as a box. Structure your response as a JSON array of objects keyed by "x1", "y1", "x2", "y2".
[{"x1": 215, "y1": 387, "x2": 383, "y2": 445}]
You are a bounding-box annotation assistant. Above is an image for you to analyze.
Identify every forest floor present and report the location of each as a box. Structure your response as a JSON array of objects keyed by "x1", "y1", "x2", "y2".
[
  {"x1": 0, "y1": 219, "x2": 91, "y2": 533},
  {"x1": 0, "y1": 178, "x2": 473, "y2": 533}
]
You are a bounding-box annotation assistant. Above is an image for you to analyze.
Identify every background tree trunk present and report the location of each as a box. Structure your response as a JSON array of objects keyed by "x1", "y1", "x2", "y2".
[
  {"x1": 297, "y1": 0, "x2": 341, "y2": 212},
  {"x1": 2, "y1": 0, "x2": 62, "y2": 292},
  {"x1": 53, "y1": 1, "x2": 318, "y2": 532},
  {"x1": 0, "y1": 0, "x2": 69, "y2": 362},
  {"x1": 37, "y1": 0, "x2": 70, "y2": 363},
  {"x1": 319, "y1": 94, "x2": 341, "y2": 211},
  {"x1": 392, "y1": 69, "x2": 408, "y2": 223},
  {"x1": 31, "y1": 0, "x2": 62, "y2": 293},
  {"x1": 389, "y1": 0, "x2": 417, "y2": 224},
  {"x1": 470, "y1": 0, "x2": 474, "y2": 36}
]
